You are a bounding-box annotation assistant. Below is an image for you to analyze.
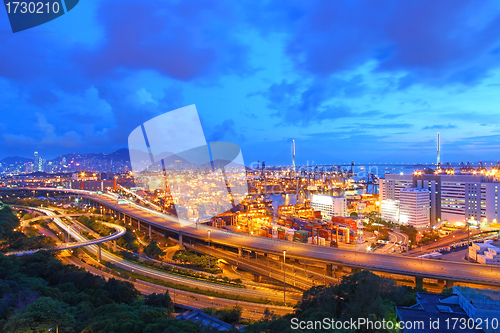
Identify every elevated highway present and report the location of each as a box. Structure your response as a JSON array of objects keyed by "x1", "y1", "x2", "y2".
[
  {"x1": 6, "y1": 210, "x2": 126, "y2": 256},
  {"x1": 9, "y1": 188, "x2": 500, "y2": 288}
]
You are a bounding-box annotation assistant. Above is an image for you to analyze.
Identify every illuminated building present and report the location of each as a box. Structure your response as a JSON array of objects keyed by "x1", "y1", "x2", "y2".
[
  {"x1": 378, "y1": 173, "x2": 413, "y2": 200},
  {"x1": 414, "y1": 174, "x2": 500, "y2": 226},
  {"x1": 399, "y1": 187, "x2": 430, "y2": 228},
  {"x1": 310, "y1": 194, "x2": 347, "y2": 219},
  {"x1": 381, "y1": 199, "x2": 399, "y2": 224}
]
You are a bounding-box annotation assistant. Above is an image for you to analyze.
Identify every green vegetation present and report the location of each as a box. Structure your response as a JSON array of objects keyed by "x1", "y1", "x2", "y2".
[
  {"x1": 144, "y1": 241, "x2": 165, "y2": 259},
  {"x1": 2, "y1": 231, "x2": 56, "y2": 252},
  {"x1": 117, "y1": 230, "x2": 139, "y2": 252},
  {"x1": 418, "y1": 229, "x2": 440, "y2": 246},
  {"x1": 172, "y1": 250, "x2": 222, "y2": 274},
  {"x1": 115, "y1": 250, "x2": 243, "y2": 287},
  {"x1": 363, "y1": 222, "x2": 389, "y2": 241},
  {"x1": 401, "y1": 224, "x2": 418, "y2": 247},
  {"x1": 0, "y1": 205, "x2": 55, "y2": 252},
  {"x1": 0, "y1": 251, "x2": 196, "y2": 332},
  {"x1": 0, "y1": 195, "x2": 55, "y2": 209},
  {"x1": 77, "y1": 216, "x2": 114, "y2": 237},
  {"x1": 202, "y1": 306, "x2": 242, "y2": 325},
  {"x1": 0, "y1": 205, "x2": 19, "y2": 236},
  {"x1": 81, "y1": 252, "x2": 284, "y2": 306},
  {"x1": 244, "y1": 270, "x2": 417, "y2": 333}
]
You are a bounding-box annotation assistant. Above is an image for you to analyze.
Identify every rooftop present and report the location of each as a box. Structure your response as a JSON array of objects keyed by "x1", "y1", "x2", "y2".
[
  {"x1": 396, "y1": 292, "x2": 475, "y2": 333},
  {"x1": 454, "y1": 286, "x2": 500, "y2": 312}
]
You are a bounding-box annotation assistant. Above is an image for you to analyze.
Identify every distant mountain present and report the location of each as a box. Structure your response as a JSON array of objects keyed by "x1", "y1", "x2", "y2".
[
  {"x1": 0, "y1": 156, "x2": 33, "y2": 165},
  {"x1": 52, "y1": 148, "x2": 131, "y2": 164}
]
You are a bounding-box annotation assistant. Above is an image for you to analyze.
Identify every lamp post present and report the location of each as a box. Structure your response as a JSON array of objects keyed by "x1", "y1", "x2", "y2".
[
  {"x1": 375, "y1": 201, "x2": 381, "y2": 234},
  {"x1": 208, "y1": 231, "x2": 211, "y2": 270},
  {"x1": 467, "y1": 218, "x2": 471, "y2": 247},
  {"x1": 283, "y1": 250, "x2": 286, "y2": 304},
  {"x1": 48, "y1": 326, "x2": 58, "y2": 333}
]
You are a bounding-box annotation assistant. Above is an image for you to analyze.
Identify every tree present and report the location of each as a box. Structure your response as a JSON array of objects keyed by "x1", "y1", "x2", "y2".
[
  {"x1": 0, "y1": 205, "x2": 20, "y2": 235},
  {"x1": 102, "y1": 278, "x2": 140, "y2": 304},
  {"x1": 350, "y1": 212, "x2": 358, "y2": 217},
  {"x1": 401, "y1": 225, "x2": 418, "y2": 246},
  {"x1": 3, "y1": 297, "x2": 76, "y2": 333},
  {"x1": 144, "y1": 241, "x2": 165, "y2": 259},
  {"x1": 245, "y1": 271, "x2": 416, "y2": 333},
  {"x1": 144, "y1": 292, "x2": 174, "y2": 313},
  {"x1": 202, "y1": 306, "x2": 242, "y2": 325}
]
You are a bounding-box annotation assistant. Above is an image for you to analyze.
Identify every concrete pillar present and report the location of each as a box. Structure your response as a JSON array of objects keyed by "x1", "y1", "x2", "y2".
[
  {"x1": 138, "y1": 221, "x2": 141, "y2": 231},
  {"x1": 253, "y1": 274, "x2": 262, "y2": 283},
  {"x1": 336, "y1": 265, "x2": 343, "y2": 273},
  {"x1": 238, "y1": 247, "x2": 242, "y2": 257},
  {"x1": 438, "y1": 279, "x2": 445, "y2": 289},
  {"x1": 98, "y1": 244, "x2": 102, "y2": 262},
  {"x1": 415, "y1": 276, "x2": 423, "y2": 290},
  {"x1": 114, "y1": 240, "x2": 117, "y2": 252},
  {"x1": 446, "y1": 280, "x2": 454, "y2": 288},
  {"x1": 149, "y1": 225, "x2": 152, "y2": 239},
  {"x1": 179, "y1": 234, "x2": 184, "y2": 250},
  {"x1": 326, "y1": 264, "x2": 333, "y2": 277},
  {"x1": 351, "y1": 267, "x2": 360, "y2": 274}
]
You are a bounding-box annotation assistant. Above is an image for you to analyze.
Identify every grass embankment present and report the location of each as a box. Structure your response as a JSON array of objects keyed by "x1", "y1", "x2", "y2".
[{"x1": 79, "y1": 248, "x2": 289, "y2": 307}]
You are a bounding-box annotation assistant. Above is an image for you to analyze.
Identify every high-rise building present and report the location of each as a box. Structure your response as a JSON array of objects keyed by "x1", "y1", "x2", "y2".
[
  {"x1": 310, "y1": 194, "x2": 347, "y2": 219},
  {"x1": 399, "y1": 187, "x2": 430, "y2": 228},
  {"x1": 414, "y1": 174, "x2": 500, "y2": 225},
  {"x1": 34, "y1": 151, "x2": 39, "y2": 171},
  {"x1": 381, "y1": 199, "x2": 400, "y2": 224},
  {"x1": 379, "y1": 173, "x2": 413, "y2": 201}
]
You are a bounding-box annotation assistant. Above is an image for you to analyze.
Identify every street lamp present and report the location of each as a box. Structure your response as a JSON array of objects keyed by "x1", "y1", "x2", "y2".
[
  {"x1": 375, "y1": 201, "x2": 381, "y2": 233},
  {"x1": 283, "y1": 250, "x2": 286, "y2": 304},
  {"x1": 208, "y1": 231, "x2": 211, "y2": 270},
  {"x1": 48, "y1": 326, "x2": 58, "y2": 333}
]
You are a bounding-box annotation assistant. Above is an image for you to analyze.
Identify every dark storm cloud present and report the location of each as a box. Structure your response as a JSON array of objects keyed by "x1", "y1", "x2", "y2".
[
  {"x1": 206, "y1": 119, "x2": 246, "y2": 143},
  {"x1": 250, "y1": 0, "x2": 500, "y2": 126},
  {"x1": 0, "y1": 0, "x2": 255, "y2": 158},
  {"x1": 73, "y1": 0, "x2": 252, "y2": 81},
  {"x1": 277, "y1": 0, "x2": 500, "y2": 85},
  {"x1": 253, "y1": 76, "x2": 369, "y2": 125}
]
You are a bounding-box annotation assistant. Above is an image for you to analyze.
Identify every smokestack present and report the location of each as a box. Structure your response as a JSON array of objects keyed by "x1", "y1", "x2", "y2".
[
  {"x1": 437, "y1": 132, "x2": 440, "y2": 165},
  {"x1": 293, "y1": 140, "x2": 299, "y2": 198}
]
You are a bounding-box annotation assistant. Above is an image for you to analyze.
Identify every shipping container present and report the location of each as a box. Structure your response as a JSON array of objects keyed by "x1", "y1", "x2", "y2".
[{"x1": 319, "y1": 229, "x2": 329, "y2": 239}]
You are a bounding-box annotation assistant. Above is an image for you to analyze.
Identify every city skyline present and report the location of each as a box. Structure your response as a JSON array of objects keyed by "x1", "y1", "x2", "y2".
[{"x1": 2, "y1": 1, "x2": 500, "y2": 164}]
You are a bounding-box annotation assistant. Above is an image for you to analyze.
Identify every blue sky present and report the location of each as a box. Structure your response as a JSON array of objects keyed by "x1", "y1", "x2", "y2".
[{"x1": 2, "y1": 0, "x2": 500, "y2": 165}]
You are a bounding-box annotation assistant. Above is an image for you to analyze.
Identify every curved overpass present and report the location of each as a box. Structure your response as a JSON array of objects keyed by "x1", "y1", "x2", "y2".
[
  {"x1": 6, "y1": 209, "x2": 126, "y2": 256},
  {"x1": 9, "y1": 187, "x2": 500, "y2": 287}
]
